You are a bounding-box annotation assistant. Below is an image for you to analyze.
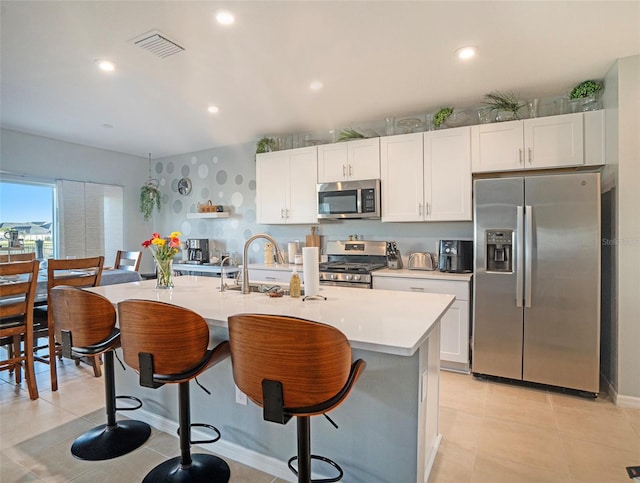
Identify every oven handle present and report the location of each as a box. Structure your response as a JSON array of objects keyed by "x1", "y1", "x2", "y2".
[{"x1": 319, "y1": 280, "x2": 371, "y2": 289}]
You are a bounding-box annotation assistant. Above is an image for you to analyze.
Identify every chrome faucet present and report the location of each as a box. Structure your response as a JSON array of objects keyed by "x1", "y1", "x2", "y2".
[
  {"x1": 219, "y1": 256, "x2": 234, "y2": 293},
  {"x1": 241, "y1": 234, "x2": 285, "y2": 294}
]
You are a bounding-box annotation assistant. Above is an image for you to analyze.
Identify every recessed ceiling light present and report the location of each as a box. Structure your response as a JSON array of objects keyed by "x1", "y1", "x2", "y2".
[
  {"x1": 456, "y1": 46, "x2": 477, "y2": 60},
  {"x1": 216, "y1": 10, "x2": 235, "y2": 25},
  {"x1": 310, "y1": 81, "x2": 323, "y2": 91},
  {"x1": 207, "y1": 105, "x2": 220, "y2": 114},
  {"x1": 95, "y1": 59, "x2": 115, "y2": 71}
]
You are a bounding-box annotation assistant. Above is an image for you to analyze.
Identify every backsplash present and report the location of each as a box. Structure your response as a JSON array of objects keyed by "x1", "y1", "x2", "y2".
[{"x1": 154, "y1": 141, "x2": 473, "y2": 265}]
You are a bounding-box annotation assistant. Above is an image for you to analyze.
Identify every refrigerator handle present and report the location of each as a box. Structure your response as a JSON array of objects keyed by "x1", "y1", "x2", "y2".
[
  {"x1": 516, "y1": 206, "x2": 524, "y2": 307},
  {"x1": 525, "y1": 205, "x2": 533, "y2": 308}
]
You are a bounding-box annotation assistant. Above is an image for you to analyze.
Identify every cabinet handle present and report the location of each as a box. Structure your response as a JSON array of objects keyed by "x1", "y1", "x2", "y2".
[
  {"x1": 519, "y1": 148, "x2": 523, "y2": 164},
  {"x1": 418, "y1": 203, "x2": 423, "y2": 216},
  {"x1": 343, "y1": 165, "x2": 347, "y2": 177},
  {"x1": 426, "y1": 202, "x2": 430, "y2": 216},
  {"x1": 280, "y1": 209, "x2": 285, "y2": 219},
  {"x1": 265, "y1": 276, "x2": 277, "y2": 281},
  {"x1": 285, "y1": 209, "x2": 289, "y2": 219},
  {"x1": 348, "y1": 164, "x2": 353, "y2": 176},
  {"x1": 528, "y1": 148, "x2": 533, "y2": 164},
  {"x1": 410, "y1": 287, "x2": 425, "y2": 292}
]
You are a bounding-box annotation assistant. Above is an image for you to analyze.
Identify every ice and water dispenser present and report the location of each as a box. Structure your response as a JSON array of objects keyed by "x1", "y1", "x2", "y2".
[{"x1": 485, "y1": 230, "x2": 513, "y2": 273}]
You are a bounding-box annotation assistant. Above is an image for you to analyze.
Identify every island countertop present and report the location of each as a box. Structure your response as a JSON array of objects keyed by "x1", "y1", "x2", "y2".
[{"x1": 88, "y1": 276, "x2": 454, "y2": 357}]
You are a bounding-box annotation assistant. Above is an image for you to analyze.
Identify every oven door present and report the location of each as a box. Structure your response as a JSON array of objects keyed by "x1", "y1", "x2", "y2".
[{"x1": 319, "y1": 280, "x2": 371, "y2": 289}]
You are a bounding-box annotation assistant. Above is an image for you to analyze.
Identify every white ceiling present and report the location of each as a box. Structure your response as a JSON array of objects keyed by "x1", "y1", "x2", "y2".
[{"x1": 1, "y1": 1, "x2": 639, "y2": 159}]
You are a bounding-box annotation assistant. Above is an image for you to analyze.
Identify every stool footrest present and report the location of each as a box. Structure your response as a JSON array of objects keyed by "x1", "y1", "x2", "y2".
[
  {"x1": 288, "y1": 454, "x2": 344, "y2": 483},
  {"x1": 115, "y1": 394, "x2": 143, "y2": 411},
  {"x1": 176, "y1": 422, "x2": 222, "y2": 445}
]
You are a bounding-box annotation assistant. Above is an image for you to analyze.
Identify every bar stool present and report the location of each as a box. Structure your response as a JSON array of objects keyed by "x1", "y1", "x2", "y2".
[
  {"x1": 49, "y1": 286, "x2": 151, "y2": 460},
  {"x1": 117, "y1": 299, "x2": 231, "y2": 483},
  {"x1": 228, "y1": 313, "x2": 366, "y2": 483}
]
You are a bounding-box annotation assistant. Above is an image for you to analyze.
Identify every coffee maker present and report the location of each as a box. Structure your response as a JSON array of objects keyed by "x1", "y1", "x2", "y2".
[
  {"x1": 438, "y1": 240, "x2": 473, "y2": 273},
  {"x1": 186, "y1": 239, "x2": 209, "y2": 264}
]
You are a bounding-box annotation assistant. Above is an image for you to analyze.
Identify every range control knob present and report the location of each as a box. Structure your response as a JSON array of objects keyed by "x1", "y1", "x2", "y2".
[
  {"x1": 330, "y1": 273, "x2": 336, "y2": 280},
  {"x1": 353, "y1": 274, "x2": 361, "y2": 281},
  {"x1": 345, "y1": 274, "x2": 352, "y2": 281},
  {"x1": 444, "y1": 247, "x2": 451, "y2": 253}
]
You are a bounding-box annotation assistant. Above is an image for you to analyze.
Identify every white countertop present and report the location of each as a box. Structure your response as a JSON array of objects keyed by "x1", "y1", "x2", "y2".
[
  {"x1": 88, "y1": 276, "x2": 454, "y2": 357},
  {"x1": 374, "y1": 268, "x2": 473, "y2": 282}
]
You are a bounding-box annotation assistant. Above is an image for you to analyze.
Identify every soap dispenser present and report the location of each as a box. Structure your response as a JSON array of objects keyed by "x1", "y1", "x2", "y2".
[{"x1": 289, "y1": 265, "x2": 301, "y2": 298}]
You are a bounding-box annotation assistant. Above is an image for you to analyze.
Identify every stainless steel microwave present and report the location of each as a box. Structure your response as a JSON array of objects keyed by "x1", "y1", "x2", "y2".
[{"x1": 317, "y1": 179, "x2": 381, "y2": 219}]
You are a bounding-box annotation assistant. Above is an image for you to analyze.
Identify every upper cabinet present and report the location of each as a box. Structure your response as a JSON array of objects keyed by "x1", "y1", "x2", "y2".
[
  {"x1": 471, "y1": 111, "x2": 604, "y2": 173},
  {"x1": 380, "y1": 129, "x2": 472, "y2": 222},
  {"x1": 317, "y1": 138, "x2": 380, "y2": 183},
  {"x1": 256, "y1": 146, "x2": 318, "y2": 224}
]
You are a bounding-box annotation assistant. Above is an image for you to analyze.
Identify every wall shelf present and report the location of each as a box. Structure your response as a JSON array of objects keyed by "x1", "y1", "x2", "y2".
[{"x1": 186, "y1": 212, "x2": 229, "y2": 219}]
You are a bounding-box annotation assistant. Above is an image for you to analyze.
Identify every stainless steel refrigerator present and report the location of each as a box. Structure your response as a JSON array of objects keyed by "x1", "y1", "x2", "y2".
[{"x1": 472, "y1": 172, "x2": 600, "y2": 395}]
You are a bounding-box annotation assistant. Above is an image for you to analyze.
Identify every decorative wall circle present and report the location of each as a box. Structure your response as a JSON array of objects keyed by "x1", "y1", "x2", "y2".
[
  {"x1": 235, "y1": 174, "x2": 243, "y2": 185},
  {"x1": 198, "y1": 164, "x2": 209, "y2": 178},
  {"x1": 181, "y1": 165, "x2": 190, "y2": 177},
  {"x1": 248, "y1": 179, "x2": 256, "y2": 190},
  {"x1": 216, "y1": 170, "x2": 228, "y2": 185}
]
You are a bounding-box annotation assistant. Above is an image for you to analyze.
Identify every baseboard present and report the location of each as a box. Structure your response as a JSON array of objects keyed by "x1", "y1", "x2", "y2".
[
  {"x1": 423, "y1": 433, "x2": 442, "y2": 483},
  {"x1": 603, "y1": 377, "x2": 640, "y2": 409},
  {"x1": 135, "y1": 407, "x2": 295, "y2": 482}
]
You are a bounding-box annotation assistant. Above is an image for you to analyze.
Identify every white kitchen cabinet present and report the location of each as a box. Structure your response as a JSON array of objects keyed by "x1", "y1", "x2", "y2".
[
  {"x1": 471, "y1": 112, "x2": 585, "y2": 172},
  {"x1": 380, "y1": 132, "x2": 424, "y2": 222},
  {"x1": 256, "y1": 146, "x2": 318, "y2": 224},
  {"x1": 317, "y1": 137, "x2": 380, "y2": 183},
  {"x1": 380, "y1": 129, "x2": 472, "y2": 222},
  {"x1": 373, "y1": 274, "x2": 471, "y2": 372},
  {"x1": 248, "y1": 266, "x2": 292, "y2": 284},
  {"x1": 423, "y1": 127, "x2": 472, "y2": 221}
]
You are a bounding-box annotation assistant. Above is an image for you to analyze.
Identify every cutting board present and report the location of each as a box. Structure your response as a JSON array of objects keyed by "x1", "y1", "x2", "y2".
[{"x1": 305, "y1": 227, "x2": 321, "y2": 248}]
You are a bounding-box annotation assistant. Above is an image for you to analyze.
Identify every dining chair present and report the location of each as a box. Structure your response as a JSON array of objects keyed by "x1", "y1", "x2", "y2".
[
  {"x1": 113, "y1": 250, "x2": 141, "y2": 272},
  {"x1": 228, "y1": 313, "x2": 366, "y2": 483},
  {"x1": 33, "y1": 256, "x2": 104, "y2": 391},
  {"x1": 118, "y1": 299, "x2": 231, "y2": 482},
  {"x1": 0, "y1": 252, "x2": 36, "y2": 263},
  {"x1": 0, "y1": 259, "x2": 40, "y2": 400}
]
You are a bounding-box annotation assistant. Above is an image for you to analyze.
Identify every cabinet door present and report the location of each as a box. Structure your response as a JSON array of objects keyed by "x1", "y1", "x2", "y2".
[
  {"x1": 424, "y1": 127, "x2": 472, "y2": 221},
  {"x1": 287, "y1": 146, "x2": 318, "y2": 224},
  {"x1": 248, "y1": 268, "x2": 291, "y2": 283},
  {"x1": 380, "y1": 133, "x2": 424, "y2": 222},
  {"x1": 471, "y1": 120, "x2": 523, "y2": 173},
  {"x1": 440, "y1": 300, "x2": 470, "y2": 364},
  {"x1": 349, "y1": 137, "x2": 380, "y2": 180},
  {"x1": 256, "y1": 151, "x2": 288, "y2": 224},
  {"x1": 317, "y1": 143, "x2": 348, "y2": 183},
  {"x1": 524, "y1": 113, "x2": 584, "y2": 169}
]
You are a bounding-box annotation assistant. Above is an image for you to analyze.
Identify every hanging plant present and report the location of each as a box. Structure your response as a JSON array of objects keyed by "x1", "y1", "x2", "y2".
[
  {"x1": 140, "y1": 153, "x2": 161, "y2": 221},
  {"x1": 140, "y1": 183, "x2": 161, "y2": 221}
]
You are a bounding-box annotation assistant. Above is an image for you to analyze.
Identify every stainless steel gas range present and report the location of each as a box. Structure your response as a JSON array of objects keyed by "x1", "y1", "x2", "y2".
[{"x1": 319, "y1": 240, "x2": 388, "y2": 289}]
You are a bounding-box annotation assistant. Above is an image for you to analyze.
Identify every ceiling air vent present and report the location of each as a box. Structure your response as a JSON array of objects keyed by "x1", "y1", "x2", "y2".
[{"x1": 133, "y1": 30, "x2": 184, "y2": 59}]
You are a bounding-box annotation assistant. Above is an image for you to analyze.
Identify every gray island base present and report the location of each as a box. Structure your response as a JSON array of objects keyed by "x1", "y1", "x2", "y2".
[{"x1": 90, "y1": 277, "x2": 454, "y2": 483}]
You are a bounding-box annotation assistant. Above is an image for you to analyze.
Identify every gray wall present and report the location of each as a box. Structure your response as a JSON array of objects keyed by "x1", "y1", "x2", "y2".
[
  {"x1": 153, "y1": 143, "x2": 473, "y2": 267},
  {"x1": 0, "y1": 128, "x2": 150, "y2": 267}
]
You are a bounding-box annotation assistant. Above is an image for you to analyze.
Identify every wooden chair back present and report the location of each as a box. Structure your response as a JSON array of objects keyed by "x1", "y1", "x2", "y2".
[
  {"x1": 49, "y1": 286, "x2": 116, "y2": 349},
  {"x1": 0, "y1": 252, "x2": 36, "y2": 263},
  {"x1": 117, "y1": 300, "x2": 211, "y2": 376},
  {"x1": 114, "y1": 250, "x2": 141, "y2": 272},
  {"x1": 228, "y1": 314, "x2": 354, "y2": 410},
  {"x1": 0, "y1": 260, "x2": 40, "y2": 399},
  {"x1": 47, "y1": 256, "x2": 104, "y2": 293}
]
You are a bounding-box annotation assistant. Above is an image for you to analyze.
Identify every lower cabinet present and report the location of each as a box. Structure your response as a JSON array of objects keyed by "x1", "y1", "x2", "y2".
[{"x1": 373, "y1": 274, "x2": 471, "y2": 372}]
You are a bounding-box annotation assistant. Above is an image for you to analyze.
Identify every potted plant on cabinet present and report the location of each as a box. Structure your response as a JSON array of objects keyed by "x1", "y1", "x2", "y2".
[
  {"x1": 482, "y1": 91, "x2": 525, "y2": 121},
  {"x1": 568, "y1": 80, "x2": 603, "y2": 112}
]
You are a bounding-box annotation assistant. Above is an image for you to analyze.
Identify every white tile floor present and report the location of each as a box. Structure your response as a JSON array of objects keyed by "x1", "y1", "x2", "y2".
[{"x1": 2, "y1": 356, "x2": 639, "y2": 482}]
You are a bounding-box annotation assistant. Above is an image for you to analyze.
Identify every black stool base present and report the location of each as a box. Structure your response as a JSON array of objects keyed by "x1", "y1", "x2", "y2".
[
  {"x1": 142, "y1": 454, "x2": 230, "y2": 483},
  {"x1": 71, "y1": 420, "x2": 151, "y2": 461}
]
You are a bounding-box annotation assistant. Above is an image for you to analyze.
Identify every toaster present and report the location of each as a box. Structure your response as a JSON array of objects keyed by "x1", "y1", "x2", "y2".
[{"x1": 408, "y1": 252, "x2": 435, "y2": 271}]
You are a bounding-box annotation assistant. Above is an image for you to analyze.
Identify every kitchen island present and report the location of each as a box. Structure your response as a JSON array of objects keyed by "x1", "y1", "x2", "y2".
[{"x1": 89, "y1": 276, "x2": 454, "y2": 483}]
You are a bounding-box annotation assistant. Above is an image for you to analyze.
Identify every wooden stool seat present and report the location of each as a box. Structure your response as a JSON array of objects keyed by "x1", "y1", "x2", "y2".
[
  {"x1": 228, "y1": 313, "x2": 366, "y2": 483},
  {"x1": 118, "y1": 299, "x2": 231, "y2": 483},
  {"x1": 49, "y1": 286, "x2": 151, "y2": 460}
]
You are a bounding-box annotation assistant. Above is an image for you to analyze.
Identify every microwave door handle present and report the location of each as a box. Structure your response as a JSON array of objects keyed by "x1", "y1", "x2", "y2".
[
  {"x1": 516, "y1": 205, "x2": 524, "y2": 307},
  {"x1": 524, "y1": 205, "x2": 533, "y2": 308},
  {"x1": 356, "y1": 188, "x2": 362, "y2": 214}
]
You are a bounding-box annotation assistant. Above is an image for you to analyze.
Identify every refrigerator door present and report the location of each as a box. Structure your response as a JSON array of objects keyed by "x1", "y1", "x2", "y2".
[
  {"x1": 523, "y1": 173, "x2": 601, "y2": 393},
  {"x1": 472, "y1": 177, "x2": 524, "y2": 379}
]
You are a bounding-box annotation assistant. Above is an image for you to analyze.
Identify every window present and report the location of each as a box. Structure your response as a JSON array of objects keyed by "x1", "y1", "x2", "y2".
[{"x1": 0, "y1": 179, "x2": 55, "y2": 259}]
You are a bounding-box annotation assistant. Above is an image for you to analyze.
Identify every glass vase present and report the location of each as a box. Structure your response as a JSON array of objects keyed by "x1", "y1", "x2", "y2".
[{"x1": 155, "y1": 258, "x2": 174, "y2": 289}]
